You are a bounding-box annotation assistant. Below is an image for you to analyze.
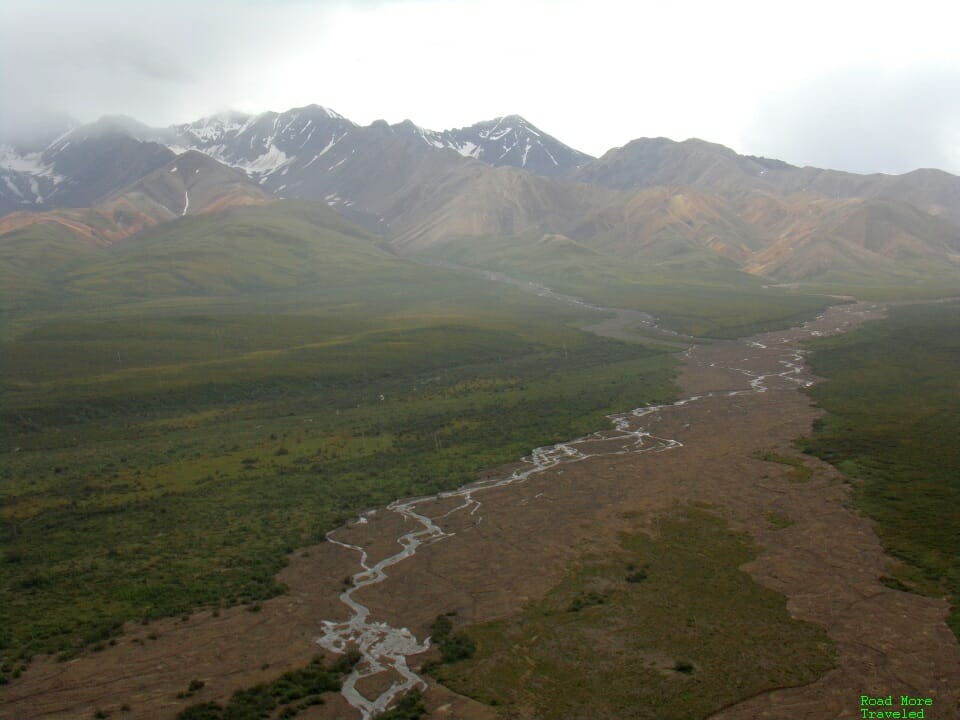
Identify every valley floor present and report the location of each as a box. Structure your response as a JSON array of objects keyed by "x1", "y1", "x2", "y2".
[{"x1": 3, "y1": 304, "x2": 959, "y2": 720}]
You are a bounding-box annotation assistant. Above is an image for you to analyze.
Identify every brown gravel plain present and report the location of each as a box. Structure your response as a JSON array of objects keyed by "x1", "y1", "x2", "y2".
[{"x1": 3, "y1": 302, "x2": 959, "y2": 720}]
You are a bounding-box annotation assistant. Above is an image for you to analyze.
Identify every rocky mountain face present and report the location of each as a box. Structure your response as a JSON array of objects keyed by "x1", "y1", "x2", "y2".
[
  {"x1": 393, "y1": 114, "x2": 593, "y2": 176},
  {"x1": 0, "y1": 151, "x2": 270, "y2": 246},
  {"x1": 573, "y1": 137, "x2": 960, "y2": 224},
  {"x1": 2, "y1": 104, "x2": 958, "y2": 284},
  {"x1": 0, "y1": 119, "x2": 175, "y2": 216},
  {"x1": 0, "y1": 106, "x2": 592, "y2": 216}
]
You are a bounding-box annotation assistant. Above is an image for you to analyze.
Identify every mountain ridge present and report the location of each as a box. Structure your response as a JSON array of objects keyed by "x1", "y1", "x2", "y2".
[
  {"x1": 0, "y1": 151, "x2": 271, "y2": 247},
  {"x1": 3, "y1": 104, "x2": 959, "y2": 286}
]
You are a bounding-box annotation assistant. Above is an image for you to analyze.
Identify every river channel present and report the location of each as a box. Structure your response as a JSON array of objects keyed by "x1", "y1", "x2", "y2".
[{"x1": 316, "y1": 287, "x2": 885, "y2": 718}]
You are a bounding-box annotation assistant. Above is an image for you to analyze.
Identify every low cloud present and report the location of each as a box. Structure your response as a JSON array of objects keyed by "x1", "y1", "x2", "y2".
[
  {"x1": 2, "y1": 2, "x2": 958, "y2": 176},
  {"x1": 0, "y1": 2, "x2": 330, "y2": 137},
  {"x1": 743, "y1": 66, "x2": 960, "y2": 174}
]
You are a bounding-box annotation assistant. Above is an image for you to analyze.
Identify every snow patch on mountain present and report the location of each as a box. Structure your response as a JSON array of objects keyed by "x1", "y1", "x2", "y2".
[
  {"x1": 181, "y1": 113, "x2": 251, "y2": 144},
  {"x1": 316, "y1": 131, "x2": 349, "y2": 159},
  {"x1": 385, "y1": 114, "x2": 592, "y2": 176},
  {"x1": 3, "y1": 177, "x2": 23, "y2": 197},
  {"x1": 451, "y1": 141, "x2": 476, "y2": 158},
  {"x1": 0, "y1": 145, "x2": 68, "y2": 207},
  {"x1": 0, "y1": 146, "x2": 62, "y2": 179},
  {"x1": 243, "y1": 144, "x2": 289, "y2": 177}
]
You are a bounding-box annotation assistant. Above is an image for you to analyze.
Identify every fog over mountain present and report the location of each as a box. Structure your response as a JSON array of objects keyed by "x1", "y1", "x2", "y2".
[{"x1": 1, "y1": 0, "x2": 958, "y2": 175}]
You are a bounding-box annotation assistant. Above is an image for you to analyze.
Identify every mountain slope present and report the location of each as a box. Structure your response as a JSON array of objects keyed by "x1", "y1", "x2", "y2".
[
  {"x1": 162, "y1": 105, "x2": 357, "y2": 187},
  {"x1": 3, "y1": 106, "x2": 959, "y2": 290},
  {"x1": 0, "y1": 120, "x2": 175, "y2": 215},
  {"x1": 393, "y1": 114, "x2": 592, "y2": 176},
  {"x1": 1, "y1": 201, "x2": 402, "y2": 315},
  {"x1": 388, "y1": 163, "x2": 612, "y2": 251},
  {"x1": 0, "y1": 151, "x2": 271, "y2": 248},
  {"x1": 63, "y1": 201, "x2": 403, "y2": 301},
  {"x1": 742, "y1": 196, "x2": 960, "y2": 282},
  {"x1": 113, "y1": 150, "x2": 272, "y2": 218},
  {"x1": 388, "y1": 171, "x2": 960, "y2": 284},
  {"x1": 569, "y1": 186, "x2": 766, "y2": 265},
  {"x1": 574, "y1": 137, "x2": 960, "y2": 224}
]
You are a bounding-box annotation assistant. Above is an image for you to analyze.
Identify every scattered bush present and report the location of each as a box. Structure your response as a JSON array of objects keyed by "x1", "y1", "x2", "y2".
[
  {"x1": 331, "y1": 648, "x2": 362, "y2": 674},
  {"x1": 626, "y1": 565, "x2": 650, "y2": 583},
  {"x1": 176, "y1": 702, "x2": 222, "y2": 720},
  {"x1": 428, "y1": 613, "x2": 476, "y2": 663},
  {"x1": 372, "y1": 689, "x2": 427, "y2": 719},
  {"x1": 429, "y1": 614, "x2": 452, "y2": 639},
  {"x1": 439, "y1": 633, "x2": 476, "y2": 663},
  {"x1": 176, "y1": 656, "x2": 341, "y2": 720},
  {"x1": 567, "y1": 590, "x2": 607, "y2": 612}
]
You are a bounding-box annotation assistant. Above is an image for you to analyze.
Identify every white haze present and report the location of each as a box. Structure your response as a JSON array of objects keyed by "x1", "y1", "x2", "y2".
[{"x1": 1, "y1": 0, "x2": 958, "y2": 174}]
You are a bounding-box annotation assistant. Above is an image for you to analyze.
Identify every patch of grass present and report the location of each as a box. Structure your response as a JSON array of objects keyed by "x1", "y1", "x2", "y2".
[
  {"x1": 176, "y1": 655, "x2": 341, "y2": 720},
  {"x1": 752, "y1": 450, "x2": 812, "y2": 483},
  {"x1": 417, "y1": 233, "x2": 834, "y2": 338},
  {"x1": 879, "y1": 575, "x2": 911, "y2": 593},
  {"x1": 624, "y1": 561, "x2": 651, "y2": 582},
  {"x1": 567, "y1": 591, "x2": 608, "y2": 612},
  {"x1": 764, "y1": 511, "x2": 794, "y2": 530},
  {"x1": 431, "y1": 508, "x2": 835, "y2": 719},
  {"x1": 802, "y1": 301, "x2": 960, "y2": 638}
]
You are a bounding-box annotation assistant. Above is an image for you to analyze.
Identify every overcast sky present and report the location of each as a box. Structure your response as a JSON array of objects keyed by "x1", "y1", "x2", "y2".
[{"x1": 2, "y1": 0, "x2": 958, "y2": 174}]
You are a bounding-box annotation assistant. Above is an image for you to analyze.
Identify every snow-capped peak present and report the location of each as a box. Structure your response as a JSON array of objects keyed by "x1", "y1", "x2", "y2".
[
  {"x1": 181, "y1": 112, "x2": 251, "y2": 143},
  {"x1": 387, "y1": 114, "x2": 591, "y2": 176}
]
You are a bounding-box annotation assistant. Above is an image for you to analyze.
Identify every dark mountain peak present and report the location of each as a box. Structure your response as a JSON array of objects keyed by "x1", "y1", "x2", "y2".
[
  {"x1": 172, "y1": 148, "x2": 226, "y2": 168},
  {"x1": 390, "y1": 114, "x2": 593, "y2": 177},
  {"x1": 289, "y1": 104, "x2": 350, "y2": 122},
  {"x1": 488, "y1": 113, "x2": 529, "y2": 126},
  {"x1": 622, "y1": 136, "x2": 674, "y2": 148},
  {"x1": 575, "y1": 134, "x2": 960, "y2": 224},
  {"x1": 744, "y1": 154, "x2": 795, "y2": 171},
  {"x1": 617, "y1": 137, "x2": 733, "y2": 155},
  {"x1": 575, "y1": 136, "x2": 768, "y2": 191},
  {"x1": 679, "y1": 137, "x2": 733, "y2": 150},
  {"x1": 158, "y1": 152, "x2": 273, "y2": 206},
  {"x1": 899, "y1": 167, "x2": 956, "y2": 181},
  {"x1": 475, "y1": 115, "x2": 532, "y2": 136}
]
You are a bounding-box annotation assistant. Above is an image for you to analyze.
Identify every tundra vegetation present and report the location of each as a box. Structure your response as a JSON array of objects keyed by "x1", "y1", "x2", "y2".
[
  {"x1": 0, "y1": 204, "x2": 688, "y2": 678},
  {"x1": 415, "y1": 231, "x2": 834, "y2": 338},
  {"x1": 0, "y1": 302, "x2": 676, "y2": 672},
  {"x1": 430, "y1": 509, "x2": 835, "y2": 719},
  {"x1": 175, "y1": 653, "x2": 350, "y2": 719},
  {"x1": 0, "y1": 202, "x2": 837, "y2": 687},
  {"x1": 802, "y1": 301, "x2": 960, "y2": 637}
]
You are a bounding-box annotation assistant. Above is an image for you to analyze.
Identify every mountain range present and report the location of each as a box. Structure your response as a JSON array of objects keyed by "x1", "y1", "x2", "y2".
[{"x1": 2, "y1": 104, "x2": 959, "y2": 288}]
